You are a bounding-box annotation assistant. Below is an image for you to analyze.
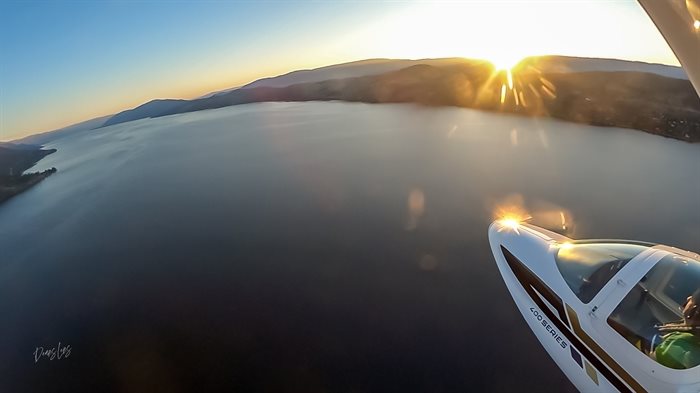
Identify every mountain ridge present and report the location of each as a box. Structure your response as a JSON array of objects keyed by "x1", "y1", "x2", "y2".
[
  {"x1": 13, "y1": 55, "x2": 692, "y2": 143},
  {"x1": 100, "y1": 56, "x2": 690, "y2": 130}
]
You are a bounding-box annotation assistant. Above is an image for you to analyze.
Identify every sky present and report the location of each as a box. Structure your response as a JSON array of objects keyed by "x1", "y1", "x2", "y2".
[{"x1": 0, "y1": 0, "x2": 680, "y2": 141}]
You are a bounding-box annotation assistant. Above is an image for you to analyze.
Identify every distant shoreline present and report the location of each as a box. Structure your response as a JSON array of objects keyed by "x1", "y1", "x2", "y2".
[
  {"x1": 16, "y1": 56, "x2": 696, "y2": 146},
  {"x1": 97, "y1": 59, "x2": 700, "y2": 143},
  {"x1": 0, "y1": 146, "x2": 57, "y2": 204}
]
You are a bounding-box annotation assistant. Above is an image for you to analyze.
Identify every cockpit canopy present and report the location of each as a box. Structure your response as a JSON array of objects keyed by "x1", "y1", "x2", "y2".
[
  {"x1": 554, "y1": 241, "x2": 650, "y2": 303},
  {"x1": 609, "y1": 253, "x2": 700, "y2": 370},
  {"x1": 555, "y1": 242, "x2": 700, "y2": 370}
]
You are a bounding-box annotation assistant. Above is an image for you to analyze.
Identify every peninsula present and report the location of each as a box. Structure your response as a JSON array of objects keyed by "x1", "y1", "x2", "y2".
[{"x1": 0, "y1": 144, "x2": 57, "y2": 204}]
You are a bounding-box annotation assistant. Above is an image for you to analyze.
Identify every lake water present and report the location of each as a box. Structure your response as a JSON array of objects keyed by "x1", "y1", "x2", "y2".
[{"x1": 1, "y1": 102, "x2": 699, "y2": 392}]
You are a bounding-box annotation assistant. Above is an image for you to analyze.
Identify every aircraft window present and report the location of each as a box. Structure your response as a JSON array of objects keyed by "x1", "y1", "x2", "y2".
[
  {"x1": 608, "y1": 254, "x2": 700, "y2": 370},
  {"x1": 554, "y1": 242, "x2": 648, "y2": 303}
]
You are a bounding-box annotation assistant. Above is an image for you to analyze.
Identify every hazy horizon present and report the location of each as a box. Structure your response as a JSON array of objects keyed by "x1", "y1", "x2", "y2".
[
  {"x1": 2, "y1": 52, "x2": 687, "y2": 143},
  {"x1": 0, "y1": 0, "x2": 682, "y2": 141}
]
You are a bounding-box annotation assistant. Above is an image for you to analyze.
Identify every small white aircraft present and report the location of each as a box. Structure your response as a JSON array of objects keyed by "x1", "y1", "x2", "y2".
[
  {"x1": 489, "y1": 222, "x2": 700, "y2": 392},
  {"x1": 489, "y1": 1, "x2": 700, "y2": 392}
]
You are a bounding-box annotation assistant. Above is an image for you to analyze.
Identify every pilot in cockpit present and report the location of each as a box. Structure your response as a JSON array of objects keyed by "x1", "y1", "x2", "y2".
[{"x1": 653, "y1": 289, "x2": 700, "y2": 369}]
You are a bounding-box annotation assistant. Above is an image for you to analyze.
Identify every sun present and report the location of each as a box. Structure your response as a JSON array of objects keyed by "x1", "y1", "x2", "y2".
[{"x1": 489, "y1": 53, "x2": 525, "y2": 71}]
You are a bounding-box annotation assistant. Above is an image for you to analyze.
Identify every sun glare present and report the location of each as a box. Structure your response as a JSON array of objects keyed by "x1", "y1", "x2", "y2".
[
  {"x1": 493, "y1": 195, "x2": 532, "y2": 234},
  {"x1": 498, "y1": 218, "x2": 522, "y2": 232},
  {"x1": 489, "y1": 53, "x2": 523, "y2": 72}
]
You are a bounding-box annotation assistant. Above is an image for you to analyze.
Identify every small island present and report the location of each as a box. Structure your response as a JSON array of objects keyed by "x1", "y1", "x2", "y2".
[{"x1": 0, "y1": 144, "x2": 57, "y2": 204}]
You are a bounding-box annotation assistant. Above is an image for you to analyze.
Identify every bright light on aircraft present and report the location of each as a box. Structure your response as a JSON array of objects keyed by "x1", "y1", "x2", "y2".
[
  {"x1": 494, "y1": 212, "x2": 531, "y2": 234},
  {"x1": 549, "y1": 241, "x2": 574, "y2": 250},
  {"x1": 556, "y1": 242, "x2": 575, "y2": 251},
  {"x1": 498, "y1": 218, "x2": 522, "y2": 232},
  {"x1": 491, "y1": 195, "x2": 532, "y2": 232}
]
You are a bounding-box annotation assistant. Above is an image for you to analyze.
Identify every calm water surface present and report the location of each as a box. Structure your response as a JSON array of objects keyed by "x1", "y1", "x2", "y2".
[{"x1": 1, "y1": 102, "x2": 699, "y2": 392}]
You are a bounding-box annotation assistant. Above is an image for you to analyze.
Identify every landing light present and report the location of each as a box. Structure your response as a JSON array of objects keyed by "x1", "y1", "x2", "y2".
[
  {"x1": 492, "y1": 198, "x2": 531, "y2": 234},
  {"x1": 500, "y1": 218, "x2": 521, "y2": 230},
  {"x1": 496, "y1": 216, "x2": 528, "y2": 234}
]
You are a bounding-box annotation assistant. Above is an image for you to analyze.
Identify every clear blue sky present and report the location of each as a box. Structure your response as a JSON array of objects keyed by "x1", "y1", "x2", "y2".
[{"x1": 0, "y1": 0, "x2": 678, "y2": 141}]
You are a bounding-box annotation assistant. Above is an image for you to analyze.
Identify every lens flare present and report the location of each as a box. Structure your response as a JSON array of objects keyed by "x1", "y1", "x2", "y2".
[
  {"x1": 495, "y1": 214, "x2": 532, "y2": 234},
  {"x1": 491, "y1": 195, "x2": 576, "y2": 236},
  {"x1": 492, "y1": 194, "x2": 532, "y2": 234},
  {"x1": 506, "y1": 69, "x2": 514, "y2": 90},
  {"x1": 483, "y1": 57, "x2": 558, "y2": 111}
]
